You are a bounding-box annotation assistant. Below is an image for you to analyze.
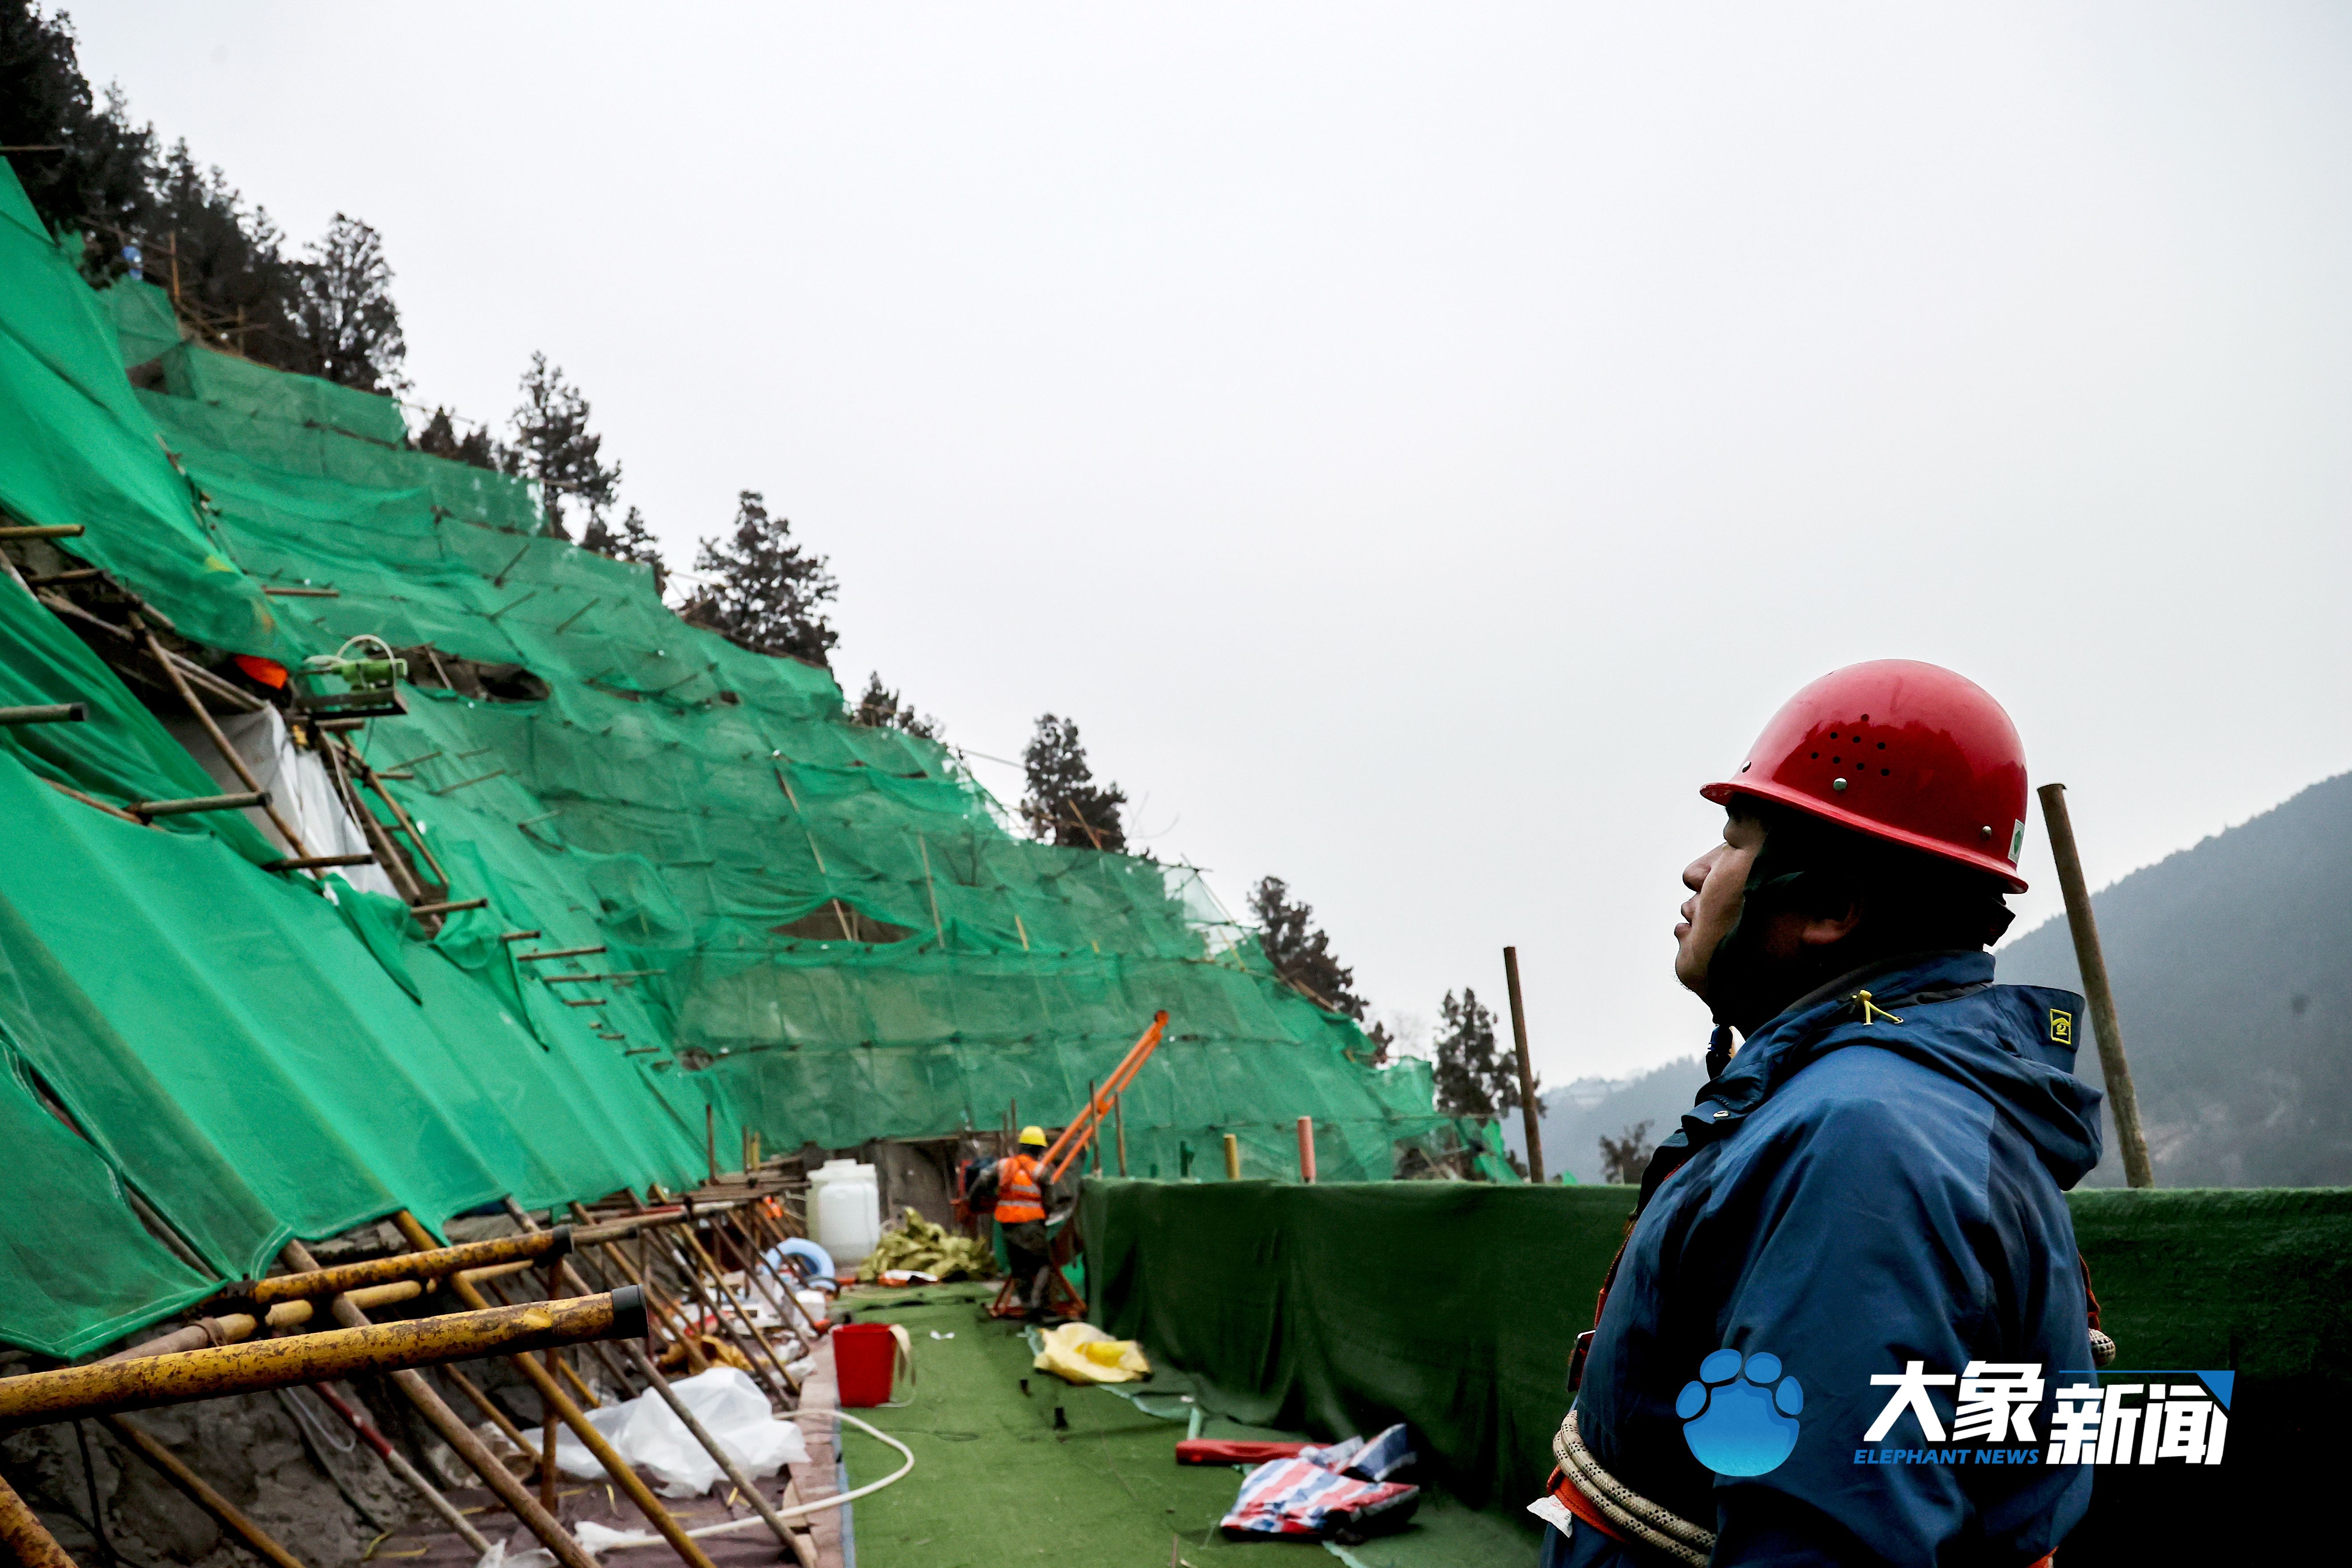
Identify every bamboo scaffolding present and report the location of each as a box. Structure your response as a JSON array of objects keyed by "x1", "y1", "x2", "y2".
[
  {"x1": 0, "y1": 1291, "x2": 639, "y2": 1426},
  {"x1": 280, "y1": 1240, "x2": 597, "y2": 1568},
  {"x1": 388, "y1": 1213, "x2": 719, "y2": 1568},
  {"x1": 232, "y1": 1228, "x2": 571, "y2": 1306},
  {"x1": 135, "y1": 620, "x2": 312, "y2": 856}
]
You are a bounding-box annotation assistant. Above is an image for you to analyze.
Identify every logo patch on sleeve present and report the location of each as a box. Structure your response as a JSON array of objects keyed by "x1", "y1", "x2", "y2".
[{"x1": 2048, "y1": 1008, "x2": 2074, "y2": 1046}]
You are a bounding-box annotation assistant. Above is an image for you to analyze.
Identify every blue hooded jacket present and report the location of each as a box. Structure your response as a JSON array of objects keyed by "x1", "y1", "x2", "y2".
[{"x1": 1542, "y1": 951, "x2": 2104, "y2": 1567}]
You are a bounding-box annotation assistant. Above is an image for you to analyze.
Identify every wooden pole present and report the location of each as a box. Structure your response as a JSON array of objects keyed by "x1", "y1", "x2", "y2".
[
  {"x1": 136, "y1": 622, "x2": 312, "y2": 857},
  {"x1": 1502, "y1": 947, "x2": 1546, "y2": 1183},
  {"x1": 267, "y1": 1243, "x2": 600, "y2": 1568},
  {"x1": 388, "y1": 1215, "x2": 722, "y2": 1568},
  {"x1": 1114, "y1": 1093, "x2": 1127, "y2": 1177},
  {"x1": 2036, "y1": 784, "x2": 2156, "y2": 1188},
  {"x1": 1295, "y1": 1117, "x2": 1316, "y2": 1183},
  {"x1": 674, "y1": 1216, "x2": 802, "y2": 1401},
  {"x1": 1222, "y1": 1133, "x2": 1240, "y2": 1180}
]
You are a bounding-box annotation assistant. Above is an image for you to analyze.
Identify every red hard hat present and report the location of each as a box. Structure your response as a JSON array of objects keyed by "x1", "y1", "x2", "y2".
[{"x1": 1701, "y1": 660, "x2": 2030, "y2": 892}]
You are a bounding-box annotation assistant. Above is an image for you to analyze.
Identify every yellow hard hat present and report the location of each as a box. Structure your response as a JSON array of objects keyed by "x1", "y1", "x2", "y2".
[{"x1": 1020, "y1": 1125, "x2": 1048, "y2": 1147}]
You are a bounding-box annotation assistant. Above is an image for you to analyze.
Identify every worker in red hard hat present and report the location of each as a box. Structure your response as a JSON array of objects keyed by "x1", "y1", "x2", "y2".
[
  {"x1": 1538, "y1": 660, "x2": 2108, "y2": 1568},
  {"x1": 968, "y1": 1125, "x2": 1059, "y2": 1316}
]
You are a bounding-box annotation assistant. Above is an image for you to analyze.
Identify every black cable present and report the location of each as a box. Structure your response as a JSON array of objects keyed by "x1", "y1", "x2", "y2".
[{"x1": 72, "y1": 1419, "x2": 119, "y2": 1568}]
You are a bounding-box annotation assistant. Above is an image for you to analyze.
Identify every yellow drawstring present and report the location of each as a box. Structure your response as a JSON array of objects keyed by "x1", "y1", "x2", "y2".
[{"x1": 1852, "y1": 989, "x2": 1904, "y2": 1026}]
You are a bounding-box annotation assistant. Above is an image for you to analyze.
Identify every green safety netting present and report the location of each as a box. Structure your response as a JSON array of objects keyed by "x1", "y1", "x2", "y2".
[
  {"x1": 0, "y1": 182, "x2": 289, "y2": 660},
  {"x1": 0, "y1": 163, "x2": 1495, "y2": 1358},
  {"x1": 1082, "y1": 1181, "x2": 2352, "y2": 1557}
]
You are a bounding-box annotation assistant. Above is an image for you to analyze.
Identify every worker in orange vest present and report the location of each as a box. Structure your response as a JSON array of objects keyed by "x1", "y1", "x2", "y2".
[{"x1": 970, "y1": 1125, "x2": 1057, "y2": 1315}]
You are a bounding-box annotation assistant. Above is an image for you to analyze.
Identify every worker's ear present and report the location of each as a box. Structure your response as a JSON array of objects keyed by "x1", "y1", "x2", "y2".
[{"x1": 1794, "y1": 894, "x2": 1863, "y2": 949}]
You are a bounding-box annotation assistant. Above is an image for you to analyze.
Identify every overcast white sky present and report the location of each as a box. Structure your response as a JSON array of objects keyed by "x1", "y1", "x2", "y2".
[{"x1": 71, "y1": 3, "x2": 2352, "y2": 1082}]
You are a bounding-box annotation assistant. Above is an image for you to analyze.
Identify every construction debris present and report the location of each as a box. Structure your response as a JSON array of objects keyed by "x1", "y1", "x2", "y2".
[{"x1": 855, "y1": 1208, "x2": 997, "y2": 1284}]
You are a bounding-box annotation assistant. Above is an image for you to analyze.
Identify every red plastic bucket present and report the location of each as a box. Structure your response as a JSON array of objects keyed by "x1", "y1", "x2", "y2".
[{"x1": 833, "y1": 1322, "x2": 899, "y2": 1408}]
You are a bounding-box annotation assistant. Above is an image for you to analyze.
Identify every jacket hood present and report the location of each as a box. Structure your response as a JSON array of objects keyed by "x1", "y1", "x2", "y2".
[{"x1": 1651, "y1": 949, "x2": 2107, "y2": 1196}]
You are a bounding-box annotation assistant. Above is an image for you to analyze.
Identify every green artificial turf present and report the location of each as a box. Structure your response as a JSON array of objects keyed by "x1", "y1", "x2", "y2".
[{"x1": 836, "y1": 1286, "x2": 1543, "y2": 1568}]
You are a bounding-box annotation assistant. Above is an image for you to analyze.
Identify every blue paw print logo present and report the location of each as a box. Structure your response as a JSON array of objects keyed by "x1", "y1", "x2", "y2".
[{"x1": 1677, "y1": 1349, "x2": 1803, "y2": 1476}]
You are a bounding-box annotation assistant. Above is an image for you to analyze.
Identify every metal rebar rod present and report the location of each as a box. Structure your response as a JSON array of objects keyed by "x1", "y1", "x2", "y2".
[
  {"x1": 390, "y1": 1214, "x2": 720, "y2": 1568},
  {"x1": 668, "y1": 1222, "x2": 804, "y2": 1410},
  {"x1": 280, "y1": 1241, "x2": 594, "y2": 1568},
  {"x1": 2037, "y1": 783, "x2": 2156, "y2": 1187},
  {"x1": 678, "y1": 1214, "x2": 800, "y2": 1396},
  {"x1": 735, "y1": 1203, "x2": 826, "y2": 1341},
  {"x1": 0, "y1": 1292, "x2": 642, "y2": 1428},
  {"x1": 101, "y1": 1414, "x2": 311, "y2": 1568},
  {"x1": 718, "y1": 1208, "x2": 822, "y2": 1347},
  {"x1": 0, "y1": 702, "x2": 86, "y2": 726},
  {"x1": 709, "y1": 1210, "x2": 809, "y2": 1354},
  {"x1": 302, "y1": 1383, "x2": 489, "y2": 1555},
  {"x1": 657, "y1": 1226, "x2": 790, "y2": 1402},
  {"x1": 567, "y1": 1204, "x2": 709, "y2": 1374}
]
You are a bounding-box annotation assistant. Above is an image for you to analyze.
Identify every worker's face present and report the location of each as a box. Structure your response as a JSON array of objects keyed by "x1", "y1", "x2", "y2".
[{"x1": 1674, "y1": 812, "x2": 1764, "y2": 1001}]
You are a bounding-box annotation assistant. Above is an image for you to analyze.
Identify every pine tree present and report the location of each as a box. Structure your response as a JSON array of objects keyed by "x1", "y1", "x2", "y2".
[
  {"x1": 853, "y1": 673, "x2": 942, "y2": 740},
  {"x1": 1249, "y1": 875, "x2": 1367, "y2": 1019},
  {"x1": 1597, "y1": 1121, "x2": 1655, "y2": 1185},
  {"x1": 581, "y1": 506, "x2": 667, "y2": 589},
  {"x1": 1432, "y1": 988, "x2": 1527, "y2": 1119},
  {"x1": 140, "y1": 142, "x2": 299, "y2": 347},
  {"x1": 1021, "y1": 715, "x2": 1127, "y2": 852},
  {"x1": 288, "y1": 214, "x2": 405, "y2": 394},
  {"x1": 0, "y1": 6, "x2": 153, "y2": 253},
  {"x1": 415, "y1": 408, "x2": 503, "y2": 471},
  {"x1": 505, "y1": 353, "x2": 619, "y2": 540},
  {"x1": 681, "y1": 490, "x2": 838, "y2": 664}
]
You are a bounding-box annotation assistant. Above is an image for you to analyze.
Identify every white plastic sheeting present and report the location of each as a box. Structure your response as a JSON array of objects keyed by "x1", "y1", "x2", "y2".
[
  {"x1": 164, "y1": 706, "x2": 400, "y2": 897},
  {"x1": 551, "y1": 1366, "x2": 809, "y2": 1498}
]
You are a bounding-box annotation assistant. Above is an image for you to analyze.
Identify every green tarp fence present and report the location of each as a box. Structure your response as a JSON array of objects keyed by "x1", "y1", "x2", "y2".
[
  {"x1": 0, "y1": 160, "x2": 1495, "y2": 1358},
  {"x1": 1081, "y1": 1180, "x2": 2352, "y2": 1564}
]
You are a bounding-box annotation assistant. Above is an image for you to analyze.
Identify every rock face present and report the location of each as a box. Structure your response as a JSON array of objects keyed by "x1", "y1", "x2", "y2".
[
  {"x1": 1999, "y1": 770, "x2": 2352, "y2": 1188},
  {"x1": 0, "y1": 1384, "x2": 431, "y2": 1568}
]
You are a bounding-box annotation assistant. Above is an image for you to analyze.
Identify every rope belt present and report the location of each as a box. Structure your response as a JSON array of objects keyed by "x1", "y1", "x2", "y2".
[
  {"x1": 1546, "y1": 1408, "x2": 2057, "y2": 1568},
  {"x1": 1550, "y1": 1408, "x2": 1714, "y2": 1567}
]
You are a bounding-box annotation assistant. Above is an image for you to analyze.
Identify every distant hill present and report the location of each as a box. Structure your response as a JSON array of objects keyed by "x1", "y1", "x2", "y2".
[
  {"x1": 1998, "y1": 770, "x2": 2352, "y2": 1187},
  {"x1": 1506, "y1": 1057, "x2": 1709, "y2": 1184},
  {"x1": 1513, "y1": 771, "x2": 2352, "y2": 1188}
]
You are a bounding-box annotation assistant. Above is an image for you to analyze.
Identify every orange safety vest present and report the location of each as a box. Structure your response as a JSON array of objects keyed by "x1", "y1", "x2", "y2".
[{"x1": 993, "y1": 1153, "x2": 1045, "y2": 1224}]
